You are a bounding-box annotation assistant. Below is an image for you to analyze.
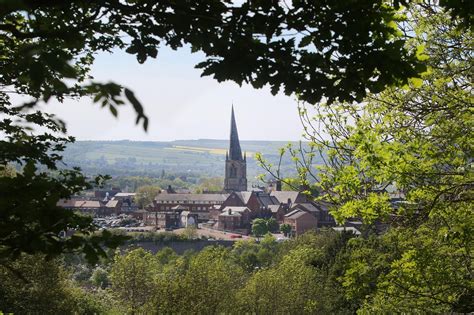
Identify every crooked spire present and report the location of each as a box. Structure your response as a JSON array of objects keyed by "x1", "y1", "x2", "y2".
[{"x1": 229, "y1": 105, "x2": 243, "y2": 161}]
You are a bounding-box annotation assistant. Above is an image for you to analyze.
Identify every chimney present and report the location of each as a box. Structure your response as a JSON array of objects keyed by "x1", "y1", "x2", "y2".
[
  {"x1": 276, "y1": 180, "x2": 282, "y2": 191},
  {"x1": 229, "y1": 208, "x2": 232, "y2": 215}
]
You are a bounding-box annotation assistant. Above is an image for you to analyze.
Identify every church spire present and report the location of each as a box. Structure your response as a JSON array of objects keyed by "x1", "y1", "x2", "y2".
[
  {"x1": 224, "y1": 105, "x2": 247, "y2": 192},
  {"x1": 229, "y1": 106, "x2": 243, "y2": 161}
]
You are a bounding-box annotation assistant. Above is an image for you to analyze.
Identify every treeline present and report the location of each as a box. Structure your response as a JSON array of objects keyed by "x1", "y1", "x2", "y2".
[
  {"x1": 60, "y1": 140, "x2": 305, "y2": 181},
  {"x1": 1, "y1": 228, "x2": 470, "y2": 314}
]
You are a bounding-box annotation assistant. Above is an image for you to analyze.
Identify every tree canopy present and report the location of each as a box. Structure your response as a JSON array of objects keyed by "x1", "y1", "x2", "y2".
[
  {"x1": 2, "y1": 0, "x2": 439, "y2": 116},
  {"x1": 1, "y1": 0, "x2": 472, "y2": 263},
  {"x1": 258, "y1": 4, "x2": 473, "y2": 312}
]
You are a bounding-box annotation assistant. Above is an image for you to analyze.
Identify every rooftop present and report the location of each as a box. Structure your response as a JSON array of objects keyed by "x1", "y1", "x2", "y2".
[
  {"x1": 284, "y1": 209, "x2": 310, "y2": 220},
  {"x1": 220, "y1": 206, "x2": 249, "y2": 217},
  {"x1": 270, "y1": 191, "x2": 303, "y2": 204},
  {"x1": 155, "y1": 193, "x2": 229, "y2": 202}
]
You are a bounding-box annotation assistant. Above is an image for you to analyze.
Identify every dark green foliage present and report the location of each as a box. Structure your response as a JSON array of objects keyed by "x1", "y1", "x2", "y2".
[
  {"x1": 2, "y1": 0, "x2": 466, "y2": 118},
  {"x1": 0, "y1": 254, "x2": 118, "y2": 314},
  {"x1": 251, "y1": 218, "x2": 270, "y2": 238},
  {"x1": 0, "y1": 0, "x2": 470, "y2": 265},
  {"x1": 0, "y1": 104, "x2": 128, "y2": 264},
  {"x1": 252, "y1": 218, "x2": 280, "y2": 237},
  {"x1": 90, "y1": 266, "x2": 110, "y2": 289},
  {"x1": 127, "y1": 231, "x2": 197, "y2": 243},
  {"x1": 231, "y1": 234, "x2": 279, "y2": 272},
  {"x1": 0, "y1": 1, "x2": 472, "y2": 312},
  {"x1": 266, "y1": 218, "x2": 279, "y2": 233},
  {"x1": 280, "y1": 223, "x2": 292, "y2": 236}
]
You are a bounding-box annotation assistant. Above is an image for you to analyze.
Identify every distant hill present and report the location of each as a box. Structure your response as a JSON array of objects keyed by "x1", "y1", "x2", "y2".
[{"x1": 62, "y1": 139, "x2": 322, "y2": 181}]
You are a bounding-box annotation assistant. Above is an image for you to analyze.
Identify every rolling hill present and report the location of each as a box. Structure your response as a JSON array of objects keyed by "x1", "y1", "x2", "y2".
[{"x1": 62, "y1": 139, "x2": 322, "y2": 182}]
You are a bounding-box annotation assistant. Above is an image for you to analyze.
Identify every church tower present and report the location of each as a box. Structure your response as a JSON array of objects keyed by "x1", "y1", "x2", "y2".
[{"x1": 224, "y1": 106, "x2": 247, "y2": 192}]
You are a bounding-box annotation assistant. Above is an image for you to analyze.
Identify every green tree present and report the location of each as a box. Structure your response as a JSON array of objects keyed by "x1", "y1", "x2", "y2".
[
  {"x1": 152, "y1": 246, "x2": 246, "y2": 314},
  {"x1": 0, "y1": 106, "x2": 127, "y2": 264},
  {"x1": 90, "y1": 266, "x2": 110, "y2": 289},
  {"x1": 182, "y1": 225, "x2": 198, "y2": 240},
  {"x1": 251, "y1": 218, "x2": 269, "y2": 239},
  {"x1": 155, "y1": 247, "x2": 179, "y2": 265},
  {"x1": 110, "y1": 248, "x2": 158, "y2": 313},
  {"x1": 0, "y1": 254, "x2": 95, "y2": 314},
  {"x1": 135, "y1": 185, "x2": 160, "y2": 208},
  {"x1": 231, "y1": 235, "x2": 280, "y2": 272},
  {"x1": 0, "y1": 0, "x2": 470, "y2": 262},
  {"x1": 280, "y1": 223, "x2": 292, "y2": 236},
  {"x1": 194, "y1": 177, "x2": 224, "y2": 193},
  {"x1": 266, "y1": 218, "x2": 279, "y2": 233},
  {"x1": 259, "y1": 5, "x2": 473, "y2": 313},
  {"x1": 237, "y1": 246, "x2": 321, "y2": 314},
  {"x1": 252, "y1": 218, "x2": 280, "y2": 239},
  {"x1": 231, "y1": 239, "x2": 261, "y2": 272}
]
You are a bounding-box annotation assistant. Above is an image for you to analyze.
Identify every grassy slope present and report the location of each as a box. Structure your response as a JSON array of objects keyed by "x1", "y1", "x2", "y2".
[{"x1": 62, "y1": 140, "x2": 317, "y2": 179}]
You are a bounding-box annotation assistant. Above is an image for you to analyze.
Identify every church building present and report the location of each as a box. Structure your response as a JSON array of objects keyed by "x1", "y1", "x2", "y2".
[{"x1": 224, "y1": 107, "x2": 247, "y2": 192}]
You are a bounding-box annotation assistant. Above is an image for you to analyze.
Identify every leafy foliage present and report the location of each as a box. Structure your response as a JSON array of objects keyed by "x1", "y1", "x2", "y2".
[
  {"x1": 110, "y1": 248, "x2": 158, "y2": 312},
  {"x1": 258, "y1": 5, "x2": 473, "y2": 312},
  {"x1": 0, "y1": 254, "x2": 118, "y2": 314},
  {"x1": 135, "y1": 185, "x2": 160, "y2": 208},
  {"x1": 0, "y1": 2, "x2": 472, "y2": 312},
  {"x1": 1, "y1": 0, "x2": 469, "y2": 264},
  {"x1": 280, "y1": 223, "x2": 292, "y2": 236},
  {"x1": 0, "y1": 103, "x2": 127, "y2": 264},
  {"x1": 231, "y1": 235, "x2": 279, "y2": 272},
  {"x1": 1, "y1": 0, "x2": 445, "y2": 112}
]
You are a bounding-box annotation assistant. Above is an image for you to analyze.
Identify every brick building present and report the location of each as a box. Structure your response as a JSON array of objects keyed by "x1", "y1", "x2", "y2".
[
  {"x1": 220, "y1": 191, "x2": 278, "y2": 219},
  {"x1": 283, "y1": 209, "x2": 318, "y2": 236},
  {"x1": 144, "y1": 211, "x2": 180, "y2": 229},
  {"x1": 217, "y1": 207, "x2": 251, "y2": 231},
  {"x1": 153, "y1": 193, "x2": 228, "y2": 222}
]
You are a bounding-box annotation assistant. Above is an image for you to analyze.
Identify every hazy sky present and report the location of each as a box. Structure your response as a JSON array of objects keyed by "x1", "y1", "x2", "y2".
[{"x1": 39, "y1": 47, "x2": 305, "y2": 141}]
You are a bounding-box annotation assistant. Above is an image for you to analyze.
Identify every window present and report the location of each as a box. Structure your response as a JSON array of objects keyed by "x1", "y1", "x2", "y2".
[{"x1": 230, "y1": 165, "x2": 237, "y2": 178}]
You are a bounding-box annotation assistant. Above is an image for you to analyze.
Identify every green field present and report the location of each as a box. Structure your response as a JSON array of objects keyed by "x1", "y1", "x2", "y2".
[{"x1": 62, "y1": 139, "x2": 320, "y2": 179}]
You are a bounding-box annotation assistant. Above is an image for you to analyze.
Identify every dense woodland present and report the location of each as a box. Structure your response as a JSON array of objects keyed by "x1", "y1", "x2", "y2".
[
  {"x1": 0, "y1": 230, "x2": 452, "y2": 314},
  {"x1": 1, "y1": 227, "x2": 471, "y2": 314},
  {"x1": 0, "y1": 0, "x2": 472, "y2": 314}
]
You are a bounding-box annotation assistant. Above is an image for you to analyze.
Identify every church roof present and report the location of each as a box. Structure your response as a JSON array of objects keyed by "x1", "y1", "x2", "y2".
[
  {"x1": 229, "y1": 106, "x2": 243, "y2": 161},
  {"x1": 270, "y1": 191, "x2": 304, "y2": 204},
  {"x1": 234, "y1": 191, "x2": 253, "y2": 204}
]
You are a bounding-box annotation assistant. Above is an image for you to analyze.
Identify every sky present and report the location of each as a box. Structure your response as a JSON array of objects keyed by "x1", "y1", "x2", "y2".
[{"x1": 39, "y1": 47, "x2": 305, "y2": 142}]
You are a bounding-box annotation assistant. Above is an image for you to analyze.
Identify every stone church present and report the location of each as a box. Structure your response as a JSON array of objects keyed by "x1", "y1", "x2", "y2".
[{"x1": 224, "y1": 107, "x2": 247, "y2": 192}]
